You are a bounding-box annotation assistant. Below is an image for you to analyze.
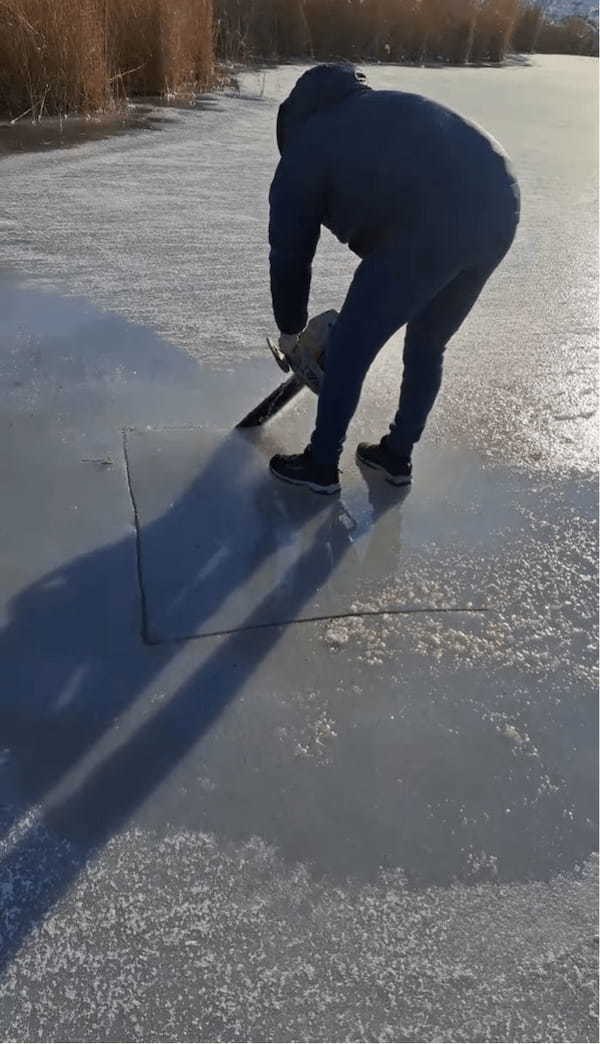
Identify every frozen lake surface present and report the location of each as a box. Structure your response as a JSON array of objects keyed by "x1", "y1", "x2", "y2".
[{"x1": 0, "y1": 55, "x2": 597, "y2": 1042}]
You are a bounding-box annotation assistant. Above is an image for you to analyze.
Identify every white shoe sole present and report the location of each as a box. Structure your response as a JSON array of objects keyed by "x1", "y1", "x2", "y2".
[
  {"x1": 355, "y1": 452, "x2": 412, "y2": 486},
  {"x1": 269, "y1": 464, "x2": 340, "y2": 495}
]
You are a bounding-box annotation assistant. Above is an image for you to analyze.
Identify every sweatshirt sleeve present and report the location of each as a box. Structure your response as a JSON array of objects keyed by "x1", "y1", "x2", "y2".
[{"x1": 268, "y1": 149, "x2": 324, "y2": 335}]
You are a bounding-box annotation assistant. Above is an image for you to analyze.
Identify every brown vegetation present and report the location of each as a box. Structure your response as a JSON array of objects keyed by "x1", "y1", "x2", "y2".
[
  {"x1": 215, "y1": 0, "x2": 598, "y2": 63},
  {"x1": 106, "y1": 0, "x2": 214, "y2": 99},
  {"x1": 0, "y1": 0, "x2": 214, "y2": 119},
  {"x1": 0, "y1": 0, "x2": 597, "y2": 120}
]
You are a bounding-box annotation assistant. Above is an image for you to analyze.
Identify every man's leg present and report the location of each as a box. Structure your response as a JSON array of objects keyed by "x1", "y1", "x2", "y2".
[
  {"x1": 310, "y1": 247, "x2": 449, "y2": 467},
  {"x1": 386, "y1": 260, "x2": 499, "y2": 456}
]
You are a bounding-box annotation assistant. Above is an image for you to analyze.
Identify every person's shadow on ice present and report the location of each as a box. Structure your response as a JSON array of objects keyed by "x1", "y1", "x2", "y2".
[{"x1": 0, "y1": 429, "x2": 408, "y2": 967}]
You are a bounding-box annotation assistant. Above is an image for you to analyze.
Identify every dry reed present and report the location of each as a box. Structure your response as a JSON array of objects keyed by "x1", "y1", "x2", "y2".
[
  {"x1": 0, "y1": 0, "x2": 214, "y2": 120},
  {"x1": 0, "y1": 0, "x2": 596, "y2": 119},
  {"x1": 215, "y1": 0, "x2": 598, "y2": 64}
]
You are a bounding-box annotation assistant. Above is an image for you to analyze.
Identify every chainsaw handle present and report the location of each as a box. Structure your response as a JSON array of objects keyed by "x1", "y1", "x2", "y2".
[{"x1": 266, "y1": 336, "x2": 290, "y2": 373}]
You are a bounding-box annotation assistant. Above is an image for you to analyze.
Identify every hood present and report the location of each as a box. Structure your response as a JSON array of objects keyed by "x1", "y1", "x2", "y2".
[{"x1": 276, "y1": 64, "x2": 370, "y2": 154}]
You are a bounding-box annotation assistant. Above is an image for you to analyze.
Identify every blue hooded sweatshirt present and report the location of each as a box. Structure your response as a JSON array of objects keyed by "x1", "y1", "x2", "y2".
[{"x1": 269, "y1": 64, "x2": 519, "y2": 334}]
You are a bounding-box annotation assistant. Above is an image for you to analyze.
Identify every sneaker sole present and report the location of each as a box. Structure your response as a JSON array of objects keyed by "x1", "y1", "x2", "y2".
[
  {"x1": 269, "y1": 464, "x2": 340, "y2": 495},
  {"x1": 355, "y1": 452, "x2": 412, "y2": 486}
]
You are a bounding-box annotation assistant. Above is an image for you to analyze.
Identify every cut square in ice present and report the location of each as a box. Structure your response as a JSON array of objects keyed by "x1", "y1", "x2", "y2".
[{"x1": 125, "y1": 427, "x2": 503, "y2": 642}]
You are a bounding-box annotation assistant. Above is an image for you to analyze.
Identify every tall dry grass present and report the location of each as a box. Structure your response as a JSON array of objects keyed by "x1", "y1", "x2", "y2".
[
  {"x1": 0, "y1": 0, "x2": 214, "y2": 120},
  {"x1": 0, "y1": 0, "x2": 596, "y2": 118},
  {"x1": 512, "y1": 3, "x2": 598, "y2": 55},
  {"x1": 215, "y1": 0, "x2": 599, "y2": 64},
  {"x1": 215, "y1": 0, "x2": 310, "y2": 63},
  {"x1": 0, "y1": 0, "x2": 108, "y2": 118},
  {"x1": 106, "y1": 0, "x2": 214, "y2": 99},
  {"x1": 216, "y1": 0, "x2": 506, "y2": 62},
  {"x1": 536, "y1": 13, "x2": 599, "y2": 56},
  {"x1": 469, "y1": 0, "x2": 521, "y2": 62}
]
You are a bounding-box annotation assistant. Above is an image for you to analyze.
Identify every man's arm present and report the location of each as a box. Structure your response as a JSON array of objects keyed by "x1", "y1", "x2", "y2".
[{"x1": 268, "y1": 146, "x2": 324, "y2": 335}]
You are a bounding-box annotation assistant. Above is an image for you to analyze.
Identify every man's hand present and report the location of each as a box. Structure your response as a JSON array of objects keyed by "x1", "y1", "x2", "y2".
[
  {"x1": 278, "y1": 332, "x2": 301, "y2": 360},
  {"x1": 274, "y1": 312, "x2": 337, "y2": 395}
]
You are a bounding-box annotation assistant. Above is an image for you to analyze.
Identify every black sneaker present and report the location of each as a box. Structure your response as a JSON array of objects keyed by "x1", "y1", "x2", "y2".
[
  {"x1": 269, "y1": 447, "x2": 340, "y2": 494},
  {"x1": 356, "y1": 440, "x2": 412, "y2": 485}
]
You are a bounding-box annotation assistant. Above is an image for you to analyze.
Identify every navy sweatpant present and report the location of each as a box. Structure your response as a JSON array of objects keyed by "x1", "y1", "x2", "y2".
[{"x1": 310, "y1": 231, "x2": 515, "y2": 464}]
